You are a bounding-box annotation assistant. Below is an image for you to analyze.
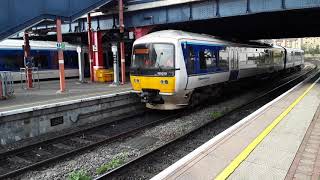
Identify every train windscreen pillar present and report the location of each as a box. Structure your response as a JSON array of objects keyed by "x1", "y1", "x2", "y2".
[
  {"x1": 23, "y1": 32, "x2": 33, "y2": 89},
  {"x1": 111, "y1": 44, "x2": 120, "y2": 85},
  {"x1": 0, "y1": 74, "x2": 2, "y2": 99},
  {"x1": 56, "y1": 17, "x2": 66, "y2": 92},
  {"x1": 119, "y1": 0, "x2": 126, "y2": 85},
  {"x1": 87, "y1": 13, "x2": 94, "y2": 82},
  {"x1": 93, "y1": 31, "x2": 104, "y2": 82}
]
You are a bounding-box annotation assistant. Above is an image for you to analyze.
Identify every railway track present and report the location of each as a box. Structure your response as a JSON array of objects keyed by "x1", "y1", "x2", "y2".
[
  {"x1": 0, "y1": 65, "x2": 315, "y2": 179},
  {"x1": 0, "y1": 110, "x2": 184, "y2": 179},
  {"x1": 96, "y1": 67, "x2": 318, "y2": 180}
]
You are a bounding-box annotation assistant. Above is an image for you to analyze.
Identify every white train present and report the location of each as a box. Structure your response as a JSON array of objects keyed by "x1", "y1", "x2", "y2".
[{"x1": 130, "y1": 30, "x2": 304, "y2": 110}]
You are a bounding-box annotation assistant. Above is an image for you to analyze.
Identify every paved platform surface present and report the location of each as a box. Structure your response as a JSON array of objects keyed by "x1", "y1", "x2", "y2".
[
  {"x1": 0, "y1": 79, "x2": 132, "y2": 113},
  {"x1": 153, "y1": 74, "x2": 320, "y2": 180},
  {"x1": 285, "y1": 106, "x2": 320, "y2": 179}
]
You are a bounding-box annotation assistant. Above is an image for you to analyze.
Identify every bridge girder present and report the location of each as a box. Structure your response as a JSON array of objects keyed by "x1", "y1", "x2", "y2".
[{"x1": 5, "y1": 0, "x2": 320, "y2": 40}]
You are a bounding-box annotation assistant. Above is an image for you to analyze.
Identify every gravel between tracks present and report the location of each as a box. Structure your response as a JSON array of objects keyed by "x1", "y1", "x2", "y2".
[
  {"x1": 12, "y1": 66, "x2": 314, "y2": 180},
  {"x1": 13, "y1": 87, "x2": 259, "y2": 180}
]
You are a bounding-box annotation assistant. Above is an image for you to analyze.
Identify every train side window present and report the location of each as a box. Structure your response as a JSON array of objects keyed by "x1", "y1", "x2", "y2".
[
  {"x1": 34, "y1": 55, "x2": 48, "y2": 69},
  {"x1": 247, "y1": 53, "x2": 257, "y2": 61},
  {"x1": 199, "y1": 49, "x2": 207, "y2": 70},
  {"x1": 204, "y1": 48, "x2": 216, "y2": 71},
  {"x1": 186, "y1": 46, "x2": 196, "y2": 75},
  {"x1": 219, "y1": 49, "x2": 229, "y2": 71},
  {"x1": 259, "y1": 53, "x2": 266, "y2": 63}
]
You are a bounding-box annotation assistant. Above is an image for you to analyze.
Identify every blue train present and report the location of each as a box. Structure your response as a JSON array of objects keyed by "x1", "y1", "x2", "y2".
[{"x1": 0, "y1": 39, "x2": 82, "y2": 81}]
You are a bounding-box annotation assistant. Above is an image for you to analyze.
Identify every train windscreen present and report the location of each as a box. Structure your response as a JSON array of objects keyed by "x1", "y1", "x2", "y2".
[{"x1": 131, "y1": 43, "x2": 175, "y2": 76}]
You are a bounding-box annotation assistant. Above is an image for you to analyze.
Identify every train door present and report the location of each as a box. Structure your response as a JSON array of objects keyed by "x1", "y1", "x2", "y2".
[
  {"x1": 229, "y1": 48, "x2": 239, "y2": 81},
  {"x1": 84, "y1": 53, "x2": 90, "y2": 77}
]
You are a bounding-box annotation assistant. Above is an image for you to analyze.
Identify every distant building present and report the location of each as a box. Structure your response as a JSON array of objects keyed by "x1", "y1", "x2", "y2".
[
  {"x1": 271, "y1": 38, "x2": 303, "y2": 49},
  {"x1": 302, "y1": 37, "x2": 320, "y2": 49},
  {"x1": 260, "y1": 37, "x2": 320, "y2": 52}
]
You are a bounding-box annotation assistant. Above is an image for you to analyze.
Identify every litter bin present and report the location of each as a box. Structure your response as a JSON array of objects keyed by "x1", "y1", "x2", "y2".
[
  {"x1": 96, "y1": 69, "x2": 114, "y2": 83},
  {"x1": 96, "y1": 69, "x2": 107, "y2": 82},
  {"x1": 103, "y1": 71, "x2": 114, "y2": 82}
]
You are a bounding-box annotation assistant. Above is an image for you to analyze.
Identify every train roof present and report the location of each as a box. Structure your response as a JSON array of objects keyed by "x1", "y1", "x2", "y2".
[
  {"x1": 138, "y1": 30, "x2": 273, "y2": 48},
  {"x1": 285, "y1": 47, "x2": 304, "y2": 52},
  {"x1": 0, "y1": 39, "x2": 79, "y2": 51},
  {"x1": 140, "y1": 30, "x2": 220, "y2": 41}
]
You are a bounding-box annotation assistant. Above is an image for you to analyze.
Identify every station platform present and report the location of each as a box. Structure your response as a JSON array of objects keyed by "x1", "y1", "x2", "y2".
[
  {"x1": 153, "y1": 73, "x2": 320, "y2": 180},
  {"x1": 0, "y1": 79, "x2": 132, "y2": 113},
  {"x1": 0, "y1": 78, "x2": 141, "y2": 146}
]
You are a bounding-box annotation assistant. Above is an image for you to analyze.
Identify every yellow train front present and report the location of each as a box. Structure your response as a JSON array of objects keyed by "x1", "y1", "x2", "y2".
[
  {"x1": 130, "y1": 75, "x2": 177, "y2": 107},
  {"x1": 130, "y1": 39, "x2": 185, "y2": 110}
]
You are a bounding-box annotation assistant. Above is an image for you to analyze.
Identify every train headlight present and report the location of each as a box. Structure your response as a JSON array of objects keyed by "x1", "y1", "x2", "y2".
[
  {"x1": 160, "y1": 80, "x2": 169, "y2": 85},
  {"x1": 134, "y1": 79, "x2": 140, "y2": 83}
]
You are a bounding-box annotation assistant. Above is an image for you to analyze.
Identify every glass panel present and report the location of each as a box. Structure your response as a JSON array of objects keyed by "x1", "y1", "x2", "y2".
[
  {"x1": 187, "y1": 45, "x2": 196, "y2": 75},
  {"x1": 204, "y1": 48, "x2": 216, "y2": 69},
  {"x1": 0, "y1": 50, "x2": 24, "y2": 71},
  {"x1": 199, "y1": 49, "x2": 207, "y2": 70},
  {"x1": 34, "y1": 55, "x2": 48, "y2": 69},
  {"x1": 132, "y1": 43, "x2": 174, "y2": 70},
  {"x1": 219, "y1": 49, "x2": 229, "y2": 71}
]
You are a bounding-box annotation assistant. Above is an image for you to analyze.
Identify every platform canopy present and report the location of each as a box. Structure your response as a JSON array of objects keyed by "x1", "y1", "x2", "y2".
[{"x1": 0, "y1": 0, "x2": 113, "y2": 41}]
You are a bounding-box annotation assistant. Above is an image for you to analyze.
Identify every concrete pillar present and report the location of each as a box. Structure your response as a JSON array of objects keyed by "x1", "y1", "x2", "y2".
[
  {"x1": 87, "y1": 13, "x2": 94, "y2": 82},
  {"x1": 77, "y1": 46, "x2": 85, "y2": 82},
  {"x1": 120, "y1": 41, "x2": 125, "y2": 84},
  {"x1": 23, "y1": 32, "x2": 33, "y2": 89},
  {"x1": 93, "y1": 31, "x2": 104, "y2": 82},
  {"x1": 56, "y1": 17, "x2": 66, "y2": 92},
  {"x1": 111, "y1": 44, "x2": 120, "y2": 86}
]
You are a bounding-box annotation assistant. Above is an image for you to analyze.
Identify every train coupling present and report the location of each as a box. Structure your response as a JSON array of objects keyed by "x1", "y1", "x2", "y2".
[{"x1": 140, "y1": 89, "x2": 164, "y2": 104}]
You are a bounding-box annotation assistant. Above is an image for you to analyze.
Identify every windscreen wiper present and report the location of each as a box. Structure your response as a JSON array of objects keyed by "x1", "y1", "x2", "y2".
[{"x1": 156, "y1": 62, "x2": 162, "y2": 71}]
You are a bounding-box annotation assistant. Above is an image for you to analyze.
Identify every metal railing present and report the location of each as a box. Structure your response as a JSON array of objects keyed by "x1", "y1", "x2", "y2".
[
  {"x1": 20, "y1": 67, "x2": 40, "y2": 89},
  {"x1": 0, "y1": 71, "x2": 14, "y2": 99}
]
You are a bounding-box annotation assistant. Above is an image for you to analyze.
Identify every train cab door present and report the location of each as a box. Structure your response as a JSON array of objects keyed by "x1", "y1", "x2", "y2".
[{"x1": 229, "y1": 48, "x2": 239, "y2": 81}]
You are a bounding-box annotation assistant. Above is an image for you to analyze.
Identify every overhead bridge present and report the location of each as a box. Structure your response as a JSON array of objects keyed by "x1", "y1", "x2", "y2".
[
  {"x1": 119, "y1": 0, "x2": 320, "y2": 39},
  {"x1": 0, "y1": 0, "x2": 112, "y2": 41},
  {"x1": 1, "y1": 0, "x2": 320, "y2": 40},
  {"x1": 24, "y1": 0, "x2": 320, "y2": 40}
]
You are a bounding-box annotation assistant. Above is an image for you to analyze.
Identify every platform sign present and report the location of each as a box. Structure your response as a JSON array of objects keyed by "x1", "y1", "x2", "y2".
[
  {"x1": 56, "y1": 42, "x2": 65, "y2": 50},
  {"x1": 111, "y1": 45, "x2": 117, "y2": 53},
  {"x1": 129, "y1": 31, "x2": 134, "y2": 40},
  {"x1": 92, "y1": 45, "x2": 98, "y2": 52},
  {"x1": 77, "y1": 46, "x2": 82, "y2": 53}
]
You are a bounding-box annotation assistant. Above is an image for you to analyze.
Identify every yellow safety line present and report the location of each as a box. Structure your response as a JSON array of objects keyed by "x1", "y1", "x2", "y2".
[{"x1": 215, "y1": 77, "x2": 319, "y2": 180}]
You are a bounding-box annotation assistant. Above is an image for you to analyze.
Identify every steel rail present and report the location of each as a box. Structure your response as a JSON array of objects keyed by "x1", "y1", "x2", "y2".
[
  {"x1": 0, "y1": 67, "x2": 315, "y2": 179},
  {"x1": 0, "y1": 110, "x2": 184, "y2": 179},
  {"x1": 97, "y1": 67, "x2": 318, "y2": 180}
]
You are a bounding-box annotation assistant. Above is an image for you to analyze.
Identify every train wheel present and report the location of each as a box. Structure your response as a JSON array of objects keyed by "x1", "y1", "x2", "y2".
[{"x1": 190, "y1": 92, "x2": 201, "y2": 108}]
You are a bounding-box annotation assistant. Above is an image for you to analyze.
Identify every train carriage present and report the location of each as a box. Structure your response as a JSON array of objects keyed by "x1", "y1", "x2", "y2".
[
  {"x1": 0, "y1": 39, "x2": 82, "y2": 81},
  {"x1": 130, "y1": 30, "x2": 304, "y2": 110}
]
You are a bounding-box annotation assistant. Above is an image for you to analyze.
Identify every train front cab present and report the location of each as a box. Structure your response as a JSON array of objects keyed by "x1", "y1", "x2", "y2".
[{"x1": 130, "y1": 42, "x2": 187, "y2": 110}]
